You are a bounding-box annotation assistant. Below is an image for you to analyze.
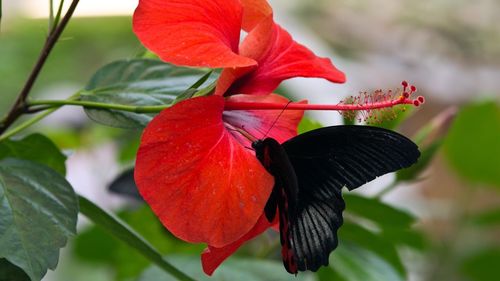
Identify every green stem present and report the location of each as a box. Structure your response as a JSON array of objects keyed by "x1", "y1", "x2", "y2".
[
  {"x1": 27, "y1": 99, "x2": 169, "y2": 113},
  {"x1": 78, "y1": 195, "x2": 196, "y2": 281},
  {"x1": 49, "y1": 0, "x2": 54, "y2": 32},
  {"x1": 0, "y1": 93, "x2": 81, "y2": 142},
  {"x1": 374, "y1": 181, "x2": 398, "y2": 199},
  {"x1": 0, "y1": 108, "x2": 58, "y2": 142},
  {"x1": 0, "y1": 0, "x2": 3, "y2": 31},
  {"x1": 53, "y1": 0, "x2": 65, "y2": 31}
]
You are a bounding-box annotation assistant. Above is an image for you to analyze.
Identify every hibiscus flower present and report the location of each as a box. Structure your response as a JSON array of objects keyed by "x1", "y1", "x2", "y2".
[
  {"x1": 133, "y1": 0, "x2": 346, "y2": 97},
  {"x1": 132, "y1": 0, "x2": 423, "y2": 275}
]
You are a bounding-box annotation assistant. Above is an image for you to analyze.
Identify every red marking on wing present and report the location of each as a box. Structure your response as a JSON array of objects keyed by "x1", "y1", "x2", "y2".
[
  {"x1": 256, "y1": 140, "x2": 299, "y2": 274},
  {"x1": 278, "y1": 188, "x2": 298, "y2": 274}
]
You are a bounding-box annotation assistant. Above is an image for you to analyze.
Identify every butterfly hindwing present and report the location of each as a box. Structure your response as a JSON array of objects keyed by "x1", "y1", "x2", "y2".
[{"x1": 282, "y1": 125, "x2": 420, "y2": 272}]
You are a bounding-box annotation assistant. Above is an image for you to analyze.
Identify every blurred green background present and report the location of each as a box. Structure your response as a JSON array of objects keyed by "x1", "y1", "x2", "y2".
[{"x1": 1, "y1": 1, "x2": 499, "y2": 281}]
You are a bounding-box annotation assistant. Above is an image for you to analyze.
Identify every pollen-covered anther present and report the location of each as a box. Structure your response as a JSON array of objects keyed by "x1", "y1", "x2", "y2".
[{"x1": 338, "y1": 81, "x2": 424, "y2": 124}]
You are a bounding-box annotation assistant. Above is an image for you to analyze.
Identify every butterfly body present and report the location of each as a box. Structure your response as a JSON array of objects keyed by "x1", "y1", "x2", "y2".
[{"x1": 252, "y1": 125, "x2": 420, "y2": 274}]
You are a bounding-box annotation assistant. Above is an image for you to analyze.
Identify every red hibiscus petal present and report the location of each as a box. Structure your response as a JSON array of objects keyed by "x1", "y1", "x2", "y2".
[
  {"x1": 133, "y1": 0, "x2": 256, "y2": 68},
  {"x1": 201, "y1": 214, "x2": 277, "y2": 275},
  {"x1": 224, "y1": 94, "x2": 305, "y2": 147},
  {"x1": 241, "y1": 0, "x2": 273, "y2": 31},
  {"x1": 217, "y1": 18, "x2": 346, "y2": 96},
  {"x1": 135, "y1": 95, "x2": 274, "y2": 247}
]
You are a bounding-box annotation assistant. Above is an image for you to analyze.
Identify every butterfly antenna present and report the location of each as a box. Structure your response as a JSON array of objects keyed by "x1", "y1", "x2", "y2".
[
  {"x1": 263, "y1": 101, "x2": 292, "y2": 138},
  {"x1": 226, "y1": 124, "x2": 258, "y2": 143}
]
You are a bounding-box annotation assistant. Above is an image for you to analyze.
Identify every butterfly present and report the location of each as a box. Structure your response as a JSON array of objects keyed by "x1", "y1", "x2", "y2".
[{"x1": 251, "y1": 125, "x2": 420, "y2": 274}]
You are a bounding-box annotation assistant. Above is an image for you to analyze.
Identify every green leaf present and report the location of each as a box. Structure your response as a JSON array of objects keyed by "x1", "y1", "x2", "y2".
[
  {"x1": 0, "y1": 158, "x2": 78, "y2": 281},
  {"x1": 108, "y1": 168, "x2": 141, "y2": 201},
  {"x1": 0, "y1": 259, "x2": 30, "y2": 281},
  {"x1": 339, "y1": 222, "x2": 406, "y2": 277},
  {"x1": 470, "y1": 208, "x2": 500, "y2": 226},
  {"x1": 77, "y1": 196, "x2": 196, "y2": 281},
  {"x1": 344, "y1": 195, "x2": 425, "y2": 249},
  {"x1": 444, "y1": 101, "x2": 500, "y2": 188},
  {"x1": 317, "y1": 266, "x2": 347, "y2": 281},
  {"x1": 344, "y1": 194, "x2": 415, "y2": 228},
  {"x1": 330, "y1": 241, "x2": 404, "y2": 281},
  {"x1": 139, "y1": 255, "x2": 316, "y2": 281},
  {"x1": 0, "y1": 133, "x2": 66, "y2": 175},
  {"x1": 460, "y1": 248, "x2": 500, "y2": 281},
  {"x1": 116, "y1": 133, "x2": 141, "y2": 164},
  {"x1": 379, "y1": 228, "x2": 426, "y2": 250},
  {"x1": 396, "y1": 139, "x2": 442, "y2": 182},
  {"x1": 298, "y1": 117, "x2": 323, "y2": 134},
  {"x1": 82, "y1": 59, "x2": 216, "y2": 128}
]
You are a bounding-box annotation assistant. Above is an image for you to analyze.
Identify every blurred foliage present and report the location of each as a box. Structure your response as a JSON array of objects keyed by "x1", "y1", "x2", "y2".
[
  {"x1": 0, "y1": 17, "x2": 141, "y2": 113},
  {"x1": 472, "y1": 208, "x2": 500, "y2": 226},
  {"x1": 444, "y1": 102, "x2": 500, "y2": 188},
  {"x1": 396, "y1": 140, "x2": 441, "y2": 182},
  {"x1": 295, "y1": 0, "x2": 500, "y2": 64},
  {"x1": 140, "y1": 256, "x2": 316, "y2": 281},
  {"x1": 329, "y1": 242, "x2": 402, "y2": 281},
  {"x1": 74, "y1": 205, "x2": 204, "y2": 281},
  {"x1": 460, "y1": 248, "x2": 500, "y2": 281},
  {"x1": 0, "y1": 259, "x2": 30, "y2": 281},
  {"x1": 298, "y1": 117, "x2": 323, "y2": 134}
]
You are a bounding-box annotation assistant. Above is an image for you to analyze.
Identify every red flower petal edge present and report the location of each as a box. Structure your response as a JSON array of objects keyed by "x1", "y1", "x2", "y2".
[
  {"x1": 201, "y1": 214, "x2": 277, "y2": 275},
  {"x1": 216, "y1": 17, "x2": 346, "y2": 96},
  {"x1": 135, "y1": 95, "x2": 274, "y2": 247},
  {"x1": 241, "y1": 0, "x2": 273, "y2": 31},
  {"x1": 133, "y1": 0, "x2": 256, "y2": 68}
]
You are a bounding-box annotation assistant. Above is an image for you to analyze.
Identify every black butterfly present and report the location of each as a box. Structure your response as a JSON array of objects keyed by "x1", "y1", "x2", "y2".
[{"x1": 252, "y1": 125, "x2": 420, "y2": 274}]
